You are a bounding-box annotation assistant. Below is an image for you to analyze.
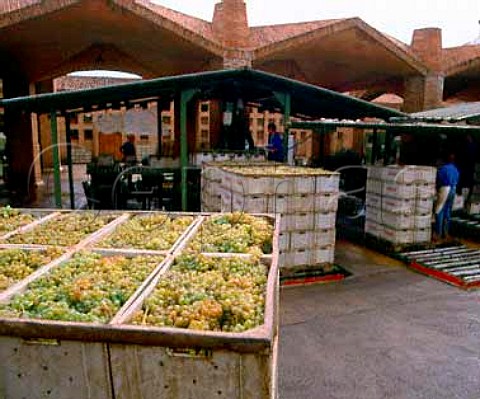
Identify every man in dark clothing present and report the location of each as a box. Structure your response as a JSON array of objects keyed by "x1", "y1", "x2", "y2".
[
  {"x1": 120, "y1": 134, "x2": 137, "y2": 163},
  {"x1": 434, "y1": 152, "x2": 460, "y2": 241},
  {"x1": 267, "y1": 122, "x2": 284, "y2": 162}
]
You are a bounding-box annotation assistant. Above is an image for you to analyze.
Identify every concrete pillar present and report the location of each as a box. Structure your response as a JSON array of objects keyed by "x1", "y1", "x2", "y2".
[
  {"x1": 403, "y1": 74, "x2": 444, "y2": 112},
  {"x1": 212, "y1": 0, "x2": 253, "y2": 68},
  {"x1": 3, "y1": 74, "x2": 37, "y2": 199},
  {"x1": 404, "y1": 28, "x2": 445, "y2": 111},
  {"x1": 212, "y1": 0, "x2": 250, "y2": 48}
]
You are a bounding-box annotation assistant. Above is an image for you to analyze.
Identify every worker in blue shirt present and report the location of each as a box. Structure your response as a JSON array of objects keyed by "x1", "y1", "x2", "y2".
[
  {"x1": 267, "y1": 122, "x2": 284, "y2": 162},
  {"x1": 434, "y1": 152, "x2": 459, "y2": 241}
]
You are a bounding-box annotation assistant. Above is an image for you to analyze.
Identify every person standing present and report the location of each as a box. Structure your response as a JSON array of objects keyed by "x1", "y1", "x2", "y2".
[
  {"x1": 120, "y1": 134, "x2": 137, "y2": 164},
  {"x1": 434, "y1": 152, "x2": 460, "y2": 241},
  {"x1": 267, "y1": 122, "x2": 284, "y2": 162}
]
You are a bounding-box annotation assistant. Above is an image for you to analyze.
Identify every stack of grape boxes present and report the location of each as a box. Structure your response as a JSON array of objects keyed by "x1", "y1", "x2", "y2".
[
  {"x1": 201, "y1": 160, "x2": 271, "y2": 212},
  {"x1": 365, "y1": 166, "x2": 436, "y2": 245},
  {"x1": 0, "y1": 209, "x2": 280, "y2": 399},
  {"x1": 219, "y1": 166, "x2": 340, "y2": 270}
]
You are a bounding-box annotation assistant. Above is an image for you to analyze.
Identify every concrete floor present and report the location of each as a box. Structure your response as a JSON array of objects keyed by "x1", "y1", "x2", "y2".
[{"x1": 279, "y1": 240, "x2": 480, "y2": 399}]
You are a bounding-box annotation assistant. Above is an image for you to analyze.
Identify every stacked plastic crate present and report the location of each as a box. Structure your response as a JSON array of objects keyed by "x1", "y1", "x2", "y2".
[
  {"x1": 219, "y1": 166, "x2": 340, "y2": 270},
  {"x1": 366, "y1": 165, "x2": 436, "y2": 245},
  {"x1": 201, "y1": 162, "x2": 224, "y2": 212},
  {"x1": 201, "y1": 160, "x2": 271, "y2": 212}
]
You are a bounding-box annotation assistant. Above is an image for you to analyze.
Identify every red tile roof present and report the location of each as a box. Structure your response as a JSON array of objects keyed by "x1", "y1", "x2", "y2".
[
  {"x1": 250, "y1": 19, "x2": 343, "y2": 48},
  {"x1": 443, "y1": 45, "x2": 480, "y2": 74},
  {"x1": 135, "y1": 0, "x2": 216, "y2": 43},
  {"x1": 0, "y1": 0, "x2": 40, "y2": 14}
]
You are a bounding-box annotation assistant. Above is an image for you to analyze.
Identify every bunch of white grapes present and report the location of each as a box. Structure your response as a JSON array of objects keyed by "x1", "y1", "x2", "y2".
[
  {"x1": 0, "y1": 207, "x2": 36, "y2": 234},
  {"x1": 98, "y1": 215, "x2": 193, "y2": 250},
  {"x1": 0, "y1": 248, "x2": 63, "y2": 291},
  {"x1": 0, "y1": 251, "x2": 164, "y2": 323},
  {"x1": 189, "y1": 213, "x2": 273, "y2": 255},
  {"x1": 132, "y1": 254, "x2": 268, "y2": 332},
  {"x1": 7, "y1": 212, "x2": 118, "y2": 246}
]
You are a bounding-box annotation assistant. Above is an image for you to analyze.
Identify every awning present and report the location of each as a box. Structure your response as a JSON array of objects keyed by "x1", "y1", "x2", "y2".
[{"x1": 0, "y1": 68, "x2": 405, "y2": 120}]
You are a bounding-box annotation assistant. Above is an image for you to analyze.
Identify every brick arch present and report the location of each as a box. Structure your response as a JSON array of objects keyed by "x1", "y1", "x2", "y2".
[
  {"x1": 253, "y1": 18, "x2": 428, "y2": 82},
  {"x1": 40, "y1": 43, "x2": 155, "y2": 81},
  {"x1": 445, "y1": 55, "x2": 480, "y2": 78},
  {"x1": 0, "y1": 0, "x2": 224, "y2": 82}
]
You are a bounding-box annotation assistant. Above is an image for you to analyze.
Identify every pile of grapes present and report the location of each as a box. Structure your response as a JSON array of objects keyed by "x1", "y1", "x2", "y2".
[
  {"x1": 0, "y1": 252, "x2": 164, "y2": 323},
  {"x1": 97, "y1": 215, "x2": 193, "y2": 251},
  {"x1": 0, "y1": 248, "x2": 64, "y2": 291},
  {"x1": 7, "y1": 212, "x2": 118, "y2": 246},
  {"x1": 131, "y1": 254, "x2": 268, "y2": 332},
  {"x1": 189, "y1": 213, "x2": 273, "y2": 254},
  {"x1": 224, "y1": 165, "x2": 336, "y2": 176},
  {"x1": 0, "y1": 207, "x2": 36, "y2": 235}
]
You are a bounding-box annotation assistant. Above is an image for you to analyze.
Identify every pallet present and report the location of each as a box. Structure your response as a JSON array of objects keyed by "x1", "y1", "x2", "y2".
[
  {"x1": 280, "y1": 263, "x2": 351, "y2": 287},
  {"x1": 398, "y1": 245, "x2": 480, "y2": 289}
]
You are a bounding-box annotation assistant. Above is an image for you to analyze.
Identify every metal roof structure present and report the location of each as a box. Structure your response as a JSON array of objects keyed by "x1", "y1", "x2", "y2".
[
  {"x1": 0, "y1": 68, "x2": 405, "y2": 120},
  {"x1": 408, "y1": 102, "x2": 480, "y2": 124},
  {"x1": 291, "y1": 119, "x2": 480, "y2": 133}
]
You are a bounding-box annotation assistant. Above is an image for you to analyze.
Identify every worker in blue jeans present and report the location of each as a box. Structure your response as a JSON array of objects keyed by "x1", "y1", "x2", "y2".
[{"x1": 434, "y1": 152, "x2": 459, "y2": 241}]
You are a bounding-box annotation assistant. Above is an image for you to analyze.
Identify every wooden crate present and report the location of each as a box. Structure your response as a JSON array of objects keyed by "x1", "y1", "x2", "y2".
[
  {"x1": 0, "y1": 211, "x2": 280, "y2": 399},
  {"x1": 108, "y1": 254, "x2": 278, "y2": 399}
]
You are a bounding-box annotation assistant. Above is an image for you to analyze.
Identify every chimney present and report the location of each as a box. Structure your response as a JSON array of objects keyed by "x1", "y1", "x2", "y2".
[
  {"x1": 212, "y1": 0, "x2": 250, "y2": 48},
  {"x1": 411, "y1": 28, "x2": 443, "y2": 72}
]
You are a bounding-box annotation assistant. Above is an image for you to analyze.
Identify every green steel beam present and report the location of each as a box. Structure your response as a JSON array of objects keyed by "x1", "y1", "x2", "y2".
[
  {"x1": 50, "y1": 111, "x2": 62, "y2": 208},
  {"x1": 64, "y1": 114, "x2": 75, "y2": 209},
  {"x1": 371, "y1": 128, "x2": 378, "y2": 165},
  {"x1": 273, "y1": 91, "x2": 291, "y2": 163},
  {"x1": 180, "y1": 89, "x2": 197, "y2": 211}
]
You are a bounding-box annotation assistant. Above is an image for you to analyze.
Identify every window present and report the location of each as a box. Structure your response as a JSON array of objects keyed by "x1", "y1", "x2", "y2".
[
  {"x1": 84, "y1": 129, "x2": 93, "y2": 141},
  {"x1": 140, "y1": 134, "x2": 149, "y2": 141},
  {"x1": 201, "y1": 129, "x2": 209, "y2": 139},
  {"x1": 162, "y1": 116, "x2": 171, "y2": 125},
  {"x1": 257, "y1": 118, "x2": 264, "y2": 126},
  {"x1": 70, "y1": 114, "x2": 78, "y2": 124},
  {"x1": 83, "y1": 114, "x2": 93, "y2": 123},
  {"x1": 200, "y1": 103, "x2": 209, "y2": 112},
  {"x1": 70, "y1": 129, "x2": 79, "y2": 140},
  {"x1": 200, "y1": 116, "x2": 209, "y2": 126}
]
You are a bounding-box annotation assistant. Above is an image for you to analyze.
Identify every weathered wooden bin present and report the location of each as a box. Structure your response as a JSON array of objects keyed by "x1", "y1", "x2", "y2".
[{"x1": 0, "y1": 209, "x2": 279, "y2": 399}]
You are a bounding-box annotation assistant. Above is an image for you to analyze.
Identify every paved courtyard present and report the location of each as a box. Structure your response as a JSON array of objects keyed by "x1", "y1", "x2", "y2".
[{"x1": 279, "y1": 240, "x2": 480, "y2": 399}]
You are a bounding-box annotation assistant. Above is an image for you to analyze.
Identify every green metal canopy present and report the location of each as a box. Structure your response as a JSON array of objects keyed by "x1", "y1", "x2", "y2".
[
  {"x1": 0, "y1": 68, "x2": 406, "y2": 210},
  {"x1": 0, "y1": 68, "x2": 405, "y2": 120}
]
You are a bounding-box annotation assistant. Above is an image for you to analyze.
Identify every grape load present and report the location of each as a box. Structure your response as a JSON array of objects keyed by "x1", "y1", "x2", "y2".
[
  {"x1": 7, "y1": 212, "x2": 118, "y2": 246},
  {"x1": 0, "y1": 248, "x2": 64, "y2": 291},
  {"x1": 189, "y1": 213, "x2": 273, "y2": 255},
  {"x1": 131, "y1": 254, "x2": 268, "y2": 332},
  {"x1": 97, "y1": 215, "x2": 193, "y2": 251},
  {"x1": 224, "y1": 165, "x2": 336, "y2": 176},
  {"x1": 0, "y1": 206, "x2": 36, "y2": 235},
  {"x1": 0, "y1": 252, "x2": 164, "y2": 323}
]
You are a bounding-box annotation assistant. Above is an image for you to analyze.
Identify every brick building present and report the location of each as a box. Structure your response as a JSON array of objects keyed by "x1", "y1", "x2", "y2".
[{"x1": 1, "y1": 0, "x2": 480, "y2": 192}]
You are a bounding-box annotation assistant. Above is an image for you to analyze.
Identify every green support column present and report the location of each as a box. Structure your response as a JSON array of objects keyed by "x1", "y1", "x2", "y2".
[
  {"x1": 273, "y1": 91, "x2": 291, "y2": 163},
  {"x1": 180, "y1": 89, "x2": 196, "y2": 211},
  {"x1": 384, "y1": 129, "x2": 392, "y2": 166},
  {"x1": 65, "y1": 114, "x2": 75, "y2": 209},
  {"x1": 157, "y1": 100, "x2": 163, "y2": 157},
  {"x1": 371, "y1": 128, "x2": 378, "y2": 165},
  {"x1": 50, "y1": 111, "x2": 62, "y2": 208}
]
